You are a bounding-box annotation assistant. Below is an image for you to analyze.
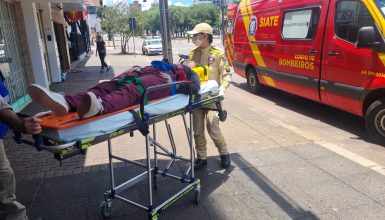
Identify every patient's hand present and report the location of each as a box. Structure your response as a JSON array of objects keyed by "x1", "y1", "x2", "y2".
[{"x1": 160, "y1": 72, "x2": 171, "y2": 83}]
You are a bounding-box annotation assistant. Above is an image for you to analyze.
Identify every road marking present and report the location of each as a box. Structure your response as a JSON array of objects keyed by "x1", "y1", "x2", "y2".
[{"x1": 272, "y1": 119, "x2": 385, "y2": 176}]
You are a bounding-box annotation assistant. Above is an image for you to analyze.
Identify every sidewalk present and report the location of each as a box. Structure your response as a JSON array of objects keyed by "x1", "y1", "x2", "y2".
[{"x1": 5, "y1": 50, "x2": 385, "y2": 220}]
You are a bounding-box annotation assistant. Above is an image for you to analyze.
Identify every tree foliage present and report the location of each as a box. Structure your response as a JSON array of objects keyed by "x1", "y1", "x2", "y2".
[
  {"x1": 99, "y1": 2, "x2": 222, "y2": 40},
  {"x1": 100, "y1": 2, "x2": 142, "y2": 54}
]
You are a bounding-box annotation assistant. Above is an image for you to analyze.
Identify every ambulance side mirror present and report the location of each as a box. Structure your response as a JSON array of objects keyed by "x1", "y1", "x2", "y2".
[{"x1": 356, "y1": 26, "x2": 380, "y2": 49}]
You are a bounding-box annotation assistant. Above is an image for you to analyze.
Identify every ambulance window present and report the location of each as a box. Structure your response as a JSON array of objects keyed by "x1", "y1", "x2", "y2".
[
  {"x1": 282, "y1": 8, "x2": 320, "y2": 39},
  {"x1": 226, "y1": 19, "x2": 234, "y2": 34},
  {"x1": 335, "y1": 1, "x2": 377, "y2": 44},
  {"x1": 374, "y1": 0, "x2": 385, "y2": 16}
]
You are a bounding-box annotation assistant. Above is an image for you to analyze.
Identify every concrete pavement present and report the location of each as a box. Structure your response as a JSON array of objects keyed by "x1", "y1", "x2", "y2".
[{"x1": 5, "y1": 42, "x2": 385, "y2": 220}]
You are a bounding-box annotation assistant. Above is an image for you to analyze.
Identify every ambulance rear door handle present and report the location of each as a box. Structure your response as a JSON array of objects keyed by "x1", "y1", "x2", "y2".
[
  {"x1": 309, "y1": 49, "x2": 318, "y2": 54},
  {"x1": 328, "y1": 51, "x2": 339, "y2": 56}
]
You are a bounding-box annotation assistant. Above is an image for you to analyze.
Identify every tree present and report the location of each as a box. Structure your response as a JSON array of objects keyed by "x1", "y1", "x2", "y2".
[
  {"x1": 139, "y1": 8, "x2": 160, "y2": 36},
  {"x1": 100, "y1": 2, "x2": 141, "y2": 54}
]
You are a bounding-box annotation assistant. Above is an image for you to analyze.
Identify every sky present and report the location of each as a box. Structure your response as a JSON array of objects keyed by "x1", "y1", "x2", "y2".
[{"x1": 104, "y1": 0, "x2": 193, "y2": 11}]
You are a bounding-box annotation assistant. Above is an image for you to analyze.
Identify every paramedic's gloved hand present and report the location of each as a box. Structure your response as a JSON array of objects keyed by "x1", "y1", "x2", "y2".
[
  {"x1": 21, "y1": 117, "x2": 42, "y2": 134},
  {"x1": 218, "y1": 87, "x2": 226, "y2": 97}
]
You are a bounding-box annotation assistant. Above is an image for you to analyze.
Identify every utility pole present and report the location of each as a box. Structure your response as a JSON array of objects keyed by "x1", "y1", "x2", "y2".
[
  {"x1": 129, "y1": 17, "x2": 137, "y2": 54},
  {"x1": 159, "y1": 0, "x2": 173, "y2": 63},
  {"x1": 221, "y1": 0, "x2": 225, "y2": 46},
  {"x1": 212, "y1": 0, "x2": 226, "y2": 46}
]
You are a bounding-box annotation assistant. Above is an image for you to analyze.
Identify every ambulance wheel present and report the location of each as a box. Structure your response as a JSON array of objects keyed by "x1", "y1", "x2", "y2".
[
  {"x1": 365, "y1": 98, "x2": 385, "y2": 145},
  {"x1": 247, "y1": 68, "x2": 263, "y2": 94},
  {"x1": 101, "y1": 201, "x2": 112, "y2": 218},
  {"x1": 194, "y1": 189, "x2": 201, "y2": 204}
]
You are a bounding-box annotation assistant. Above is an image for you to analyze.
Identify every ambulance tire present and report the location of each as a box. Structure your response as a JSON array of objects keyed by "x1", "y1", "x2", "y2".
[
  {"x1": 246, "y1": 68, "x2": 263, "y2": 94},
  {"x1": 365, "y1": 98, "x2": 385, "y2": 145}
]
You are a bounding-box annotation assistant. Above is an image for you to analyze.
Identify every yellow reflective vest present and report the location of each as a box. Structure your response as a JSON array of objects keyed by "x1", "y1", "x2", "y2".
[{"x1": 188, "y1": 46, "x2": 231, "y2": 90}]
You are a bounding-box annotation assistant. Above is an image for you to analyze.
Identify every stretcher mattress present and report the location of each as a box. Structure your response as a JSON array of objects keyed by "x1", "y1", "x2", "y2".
[{"x1": 39, "y1": 80, "x2": 219, "y2": 142}]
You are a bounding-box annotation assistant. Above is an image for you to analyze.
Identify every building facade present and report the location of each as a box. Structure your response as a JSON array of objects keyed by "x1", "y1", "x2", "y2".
[{"x1": 0, "y1": 0, "x2": 100, "y2": 111}]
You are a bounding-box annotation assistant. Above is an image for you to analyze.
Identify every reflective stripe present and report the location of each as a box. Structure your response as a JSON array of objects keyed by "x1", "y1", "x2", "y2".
[
  {"x1": 262, "y1": 76, "x2": 276, "y2": 87},
  {"x1": 239, "y1": 0, "x2": 267, "y2": 67},
  {"x1": 225, "y1": 33, "x2": 234, "y2": 66}
]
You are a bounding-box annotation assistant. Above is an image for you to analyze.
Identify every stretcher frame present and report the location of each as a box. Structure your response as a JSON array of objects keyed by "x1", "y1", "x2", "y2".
[{"x1": 14, "y1": 81, "x2": 226, "y2": 220}]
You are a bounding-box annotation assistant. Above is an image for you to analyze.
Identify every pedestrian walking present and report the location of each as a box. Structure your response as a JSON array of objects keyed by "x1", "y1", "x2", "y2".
[{"x1": 96, "y1": 35, "x2": 110, "y2": 73}]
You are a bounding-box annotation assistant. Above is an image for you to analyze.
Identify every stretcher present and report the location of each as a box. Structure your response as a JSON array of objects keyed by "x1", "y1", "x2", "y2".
[{"x1": 14, "y1": 80, "x2": 227, "y2": 220}]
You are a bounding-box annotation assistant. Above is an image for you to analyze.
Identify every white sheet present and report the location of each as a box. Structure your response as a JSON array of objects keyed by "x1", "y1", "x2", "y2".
[{"x1": 41, "y1": 80, "x2": 219, "y2": 142}]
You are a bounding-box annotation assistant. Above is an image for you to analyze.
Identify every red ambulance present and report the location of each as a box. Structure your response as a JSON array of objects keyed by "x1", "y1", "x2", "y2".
[{"x1": 225, "y1": 0, "x2": 385, "y2": 144}]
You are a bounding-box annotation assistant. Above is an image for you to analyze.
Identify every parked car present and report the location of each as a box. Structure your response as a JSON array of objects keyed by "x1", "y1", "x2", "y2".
[{"x1": 142, "y1": 39, "x2": 162, "y2": 55}]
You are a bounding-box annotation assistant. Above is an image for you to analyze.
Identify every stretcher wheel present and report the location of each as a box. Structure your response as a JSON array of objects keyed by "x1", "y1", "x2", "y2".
[
  {"x1": 194, "y1": 189, "x2": 200, "y2": 204},
  {"x1": 219, "y1": 110, "x2": 227, "y2": 122},
  {"x1": 101, "y1": 201, "x2": 112, "y2": 218}
]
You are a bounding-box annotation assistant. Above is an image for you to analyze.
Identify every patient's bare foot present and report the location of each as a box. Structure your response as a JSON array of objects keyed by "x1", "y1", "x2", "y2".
[
  {"x1": 77, "y1": 92, "x2": 103, "y2": 119},
  {"x1": 28, "y1": 84, "x2": 69, "y2": 115}
]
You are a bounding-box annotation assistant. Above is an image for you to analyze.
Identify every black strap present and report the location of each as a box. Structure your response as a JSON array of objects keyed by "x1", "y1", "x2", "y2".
[{"x1": 130, "y1": 110, "x2": 149, "y2": 136}]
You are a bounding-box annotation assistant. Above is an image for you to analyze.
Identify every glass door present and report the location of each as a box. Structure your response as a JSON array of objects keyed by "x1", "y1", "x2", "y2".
[{"x1": 0, "y1": 1, "x2": 29, "y2": 108}]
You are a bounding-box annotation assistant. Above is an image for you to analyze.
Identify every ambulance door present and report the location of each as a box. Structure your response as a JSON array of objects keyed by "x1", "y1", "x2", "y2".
[
  {"x1": 274, "y1": 5, "x2": 325, "y2": 102},
  {"x1": 321, "y1": 0, "x2": 383, "y2": 115}
]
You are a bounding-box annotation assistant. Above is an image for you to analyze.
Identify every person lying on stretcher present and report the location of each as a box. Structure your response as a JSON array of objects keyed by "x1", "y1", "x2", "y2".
[{"x1": 28, "y1": 61, "x2": 201, "y2": 119}]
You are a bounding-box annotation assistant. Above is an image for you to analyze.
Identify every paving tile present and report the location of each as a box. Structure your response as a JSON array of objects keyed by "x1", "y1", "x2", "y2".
[
  {"x1": 310, "y1": 155, "x2": 372, "y2": 178},
  {"x1": 203, "y1": 193, "x2": 273, "y2": 220},
  {"x1": 26, "y1": 198, "x2": 89, "y2": 220},
  {"x1": 341, "y1": 171, "x2": 385, "y2": 205},
  {"x1": 332, "y1": 203, "x2": 385, "y2": 220},
  {"x1": 256, "y1": 159, "x2": 335, "y2": 187},
  {"x1": 286, "y1": 142, "x2": 335, "y2": 160},
  {"x1": 253, "y1": 147, "x2": 304, "y2": 165},
  {"x1": 300, "y1": 180, "x2": 374, "y2": 211}
]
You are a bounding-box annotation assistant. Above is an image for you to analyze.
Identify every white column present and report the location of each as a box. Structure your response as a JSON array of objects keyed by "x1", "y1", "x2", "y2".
[
  {"x1": 40, "y1": 2, "x2": 62, "y2": 83},
  {"x1": 21, "y1": 1, "x2": 49, "y2": 88}
]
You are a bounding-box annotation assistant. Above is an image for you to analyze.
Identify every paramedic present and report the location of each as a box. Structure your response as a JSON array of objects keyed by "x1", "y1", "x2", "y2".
[
  {"x1": 187, "y1": 23, "x2": 232, "y2": 170},
  {"x1": 0, "y1": 96, "x2": 42, "y2": 219},
  {"x1": 28, "y1": 62, "x2": 200, "y2": 119}
]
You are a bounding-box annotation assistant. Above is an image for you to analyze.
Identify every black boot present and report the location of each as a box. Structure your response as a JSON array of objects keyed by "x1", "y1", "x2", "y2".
[
  {"x1": 220, "y1": 154, "x2": 231, "y2": 169},
  {"x1": 194, "y1": 159, "x2": 207, "y2": 171}
]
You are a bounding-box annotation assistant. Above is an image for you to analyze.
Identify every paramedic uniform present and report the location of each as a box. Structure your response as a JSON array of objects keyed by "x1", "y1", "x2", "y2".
[
  {"x1": 0, "y1": 96, "x2": 27, "y2": 220},
  {"x1": 189, "y1": 46, "x2": 231, "y2": 159},
  {"x1": 65, "y1": 65, "x2": 200, "y2": 114}
]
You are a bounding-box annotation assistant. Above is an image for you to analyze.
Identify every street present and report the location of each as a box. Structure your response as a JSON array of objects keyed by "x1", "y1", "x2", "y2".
[{"x1": 10, "y1": 37, "x2": 385, "y2": 219}]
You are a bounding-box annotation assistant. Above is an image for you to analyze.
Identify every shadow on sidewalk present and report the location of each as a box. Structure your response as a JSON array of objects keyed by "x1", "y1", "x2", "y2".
[{"x1": 15, "y1": 152, "x2": 319, "y2": 219}]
